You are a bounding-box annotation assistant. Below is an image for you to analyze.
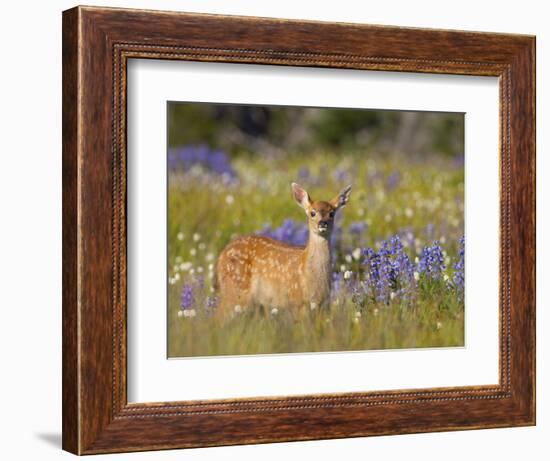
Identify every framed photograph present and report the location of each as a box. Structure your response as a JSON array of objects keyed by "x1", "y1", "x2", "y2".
[{"x1": 62, "y1": 6, "x2": 535, "y2": 455}]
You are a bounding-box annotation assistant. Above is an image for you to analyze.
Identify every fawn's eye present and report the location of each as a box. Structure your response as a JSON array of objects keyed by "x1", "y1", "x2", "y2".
[
  {"x1": 329, "y1": 211, "x2": 335, "y2": 218},
  {"x1": 310, "y1": 211, "x2": 316, "y2": 217}
]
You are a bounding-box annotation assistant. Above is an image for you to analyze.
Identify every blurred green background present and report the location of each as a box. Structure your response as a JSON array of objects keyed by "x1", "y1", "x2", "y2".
[{"x1": 168, "y1": 103, "x2": 464, "y2": 157}]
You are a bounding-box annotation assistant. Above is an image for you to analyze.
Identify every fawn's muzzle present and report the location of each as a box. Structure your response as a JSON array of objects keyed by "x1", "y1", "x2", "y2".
[{"x1": 318, "y1": 221, "x2": 329, "y2": 232}]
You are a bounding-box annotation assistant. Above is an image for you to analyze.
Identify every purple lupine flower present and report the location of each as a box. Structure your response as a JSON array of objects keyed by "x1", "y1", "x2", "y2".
[
  {"x1": 386, "y1": 172, "x2": 401, "y2": 190},
  {"x1": 258, "y1": 219, "x2": 308, "y2": 246},
  {"x1": 425, "y1": 223, "x2": 436, "y2": 240},
  {"x1": 418, "y1": 241, "x2": 446, "y2": 279},
  {"x1": 331, "y1": 272, "x2": 343, "y2": 300},
  {"x1": 362, "y1": 235, "x2": 416, "y2": 303},
  {"x1": 334, "y1": 168, "x2": 349, "y2": 183},
  {"x1": 298, "y1": 167, "x2": 310, "y2": 180},
  {"x1": 349, "y1": 221, "x2": 368, "y2": 235},
  {"x1": 204, "y1": 295, "x2": 219, "y2": 316},
  {"x1": 452, "y1": 236, "x2": 465, "y2": 291},
  {"x1": 180, "y1": 283, "x2": 195, "y2": 310},
  {"x1": 168, "y1": 145, "x2": 237, "y2": 180}
]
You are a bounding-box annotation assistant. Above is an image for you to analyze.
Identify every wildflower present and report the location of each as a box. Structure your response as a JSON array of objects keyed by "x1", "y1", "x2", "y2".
[
  {"x1": 352, "y1": 248, "x2": 362, "y2": 260},
  {"x1": 193, "y1": 233, "x2": 201, "y2": 242},
  {"x1": 190, "y1": 248, "x2": 197, "y2": 256},
  {"x1": 310, "y1": 302, "x2": 318, "y2": 310},
  {"x1": 168, "y1": 145, "x2": 237, "y2": 180},
  {"x1": 225, "y1": 194, "x2": 235, "y2": 205},
  {"x1": 386, "y1": 172, "x2": 401, "y2": 190},
  {"x1": 180, "y1": 284, "x2": 194, "y2": 310},
  {"x1": 271, "y1": 307, "x2": 279, "y2": 316},
  {"x1": 177, "y1": 310, "x2": 184, "y2": 318},
  {"x1": 405, "y1": 207, "x2": 414, "y2": 218},
  {"x1": 257, "y1": 219, "x2": 308, "y2": 246},
  {"x1": 436, "y1": 321, "x2": 443, "y2": 330},
  {"x1": 362, "y1": 235, "x2": 415, "y2": 303},
  {"x1": 349, "y1": 221, "x2": 368, "y2": 235},
  {"x1": 206, "y1": 252, "x2": 214, "y2": 262},
  {"x1": 344, "y1": 270, "x2": 353, "y2": 280},
  {"x1": 177, "y1": 232, "x2": 184, "y2": 241},
  {"x1": 452, "y1": 236, "x2": 465, "y2": 292},
  {"x1": 183, "y1": 309, "x2": 197, "y2": 318},
  {"x1": 418, "y1": 241, "x2": 446, "y2": 279},
  {"x1": 234, "y1": 305, "x2": 242, "y2": 313},
  {"x1": 345, "y1": 254, "x2": 352, "y2": 263},
  {"x1": 180, "y1": 261, "x2": 192, "y2": 271}
]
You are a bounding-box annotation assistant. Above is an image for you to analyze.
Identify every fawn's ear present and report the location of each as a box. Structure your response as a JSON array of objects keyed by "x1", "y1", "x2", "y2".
[
  {"x1": 291, "y1": 182, "x2": 311, "y2": 209},
  {"x1": 330, "y1": 184, "x2": 352, "y2": 209}
]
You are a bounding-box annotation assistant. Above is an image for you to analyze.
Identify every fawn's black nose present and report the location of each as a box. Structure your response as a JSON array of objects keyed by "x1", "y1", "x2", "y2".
[{"x1": 319, "y1": 221, "x2": 329, "y2": 229}]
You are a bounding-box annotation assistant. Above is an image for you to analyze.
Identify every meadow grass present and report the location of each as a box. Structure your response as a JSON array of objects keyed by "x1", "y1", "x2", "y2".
[{"x1": 167, "y1": 149, "x2": 464, "y2": 357}]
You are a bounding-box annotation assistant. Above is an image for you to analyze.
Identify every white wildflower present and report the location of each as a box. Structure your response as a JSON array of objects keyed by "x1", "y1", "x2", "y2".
[
  {"x1": 414, "y1": 271, "x2": 420, "y2": 281},
  {"x1": 443, "y1": 274, "x2": 449, "y2": 282},
  {"x1": 193, "y1": 233, "x2": 201, "y2": 242},
  {"x1": 234, "y1": 305, "x2": 242, "y2": 313},
  {"x1": 310, "y1": 302, "x2": 318, "y2": 311},
  {"x1": 344, "y1": 270, "x2": 353, "y2": 280},
  {"x1": 225, "y1": 194, "x2": 235, "y2": 205},
  {"x1": 355, "y1": 311, "x2": 362, "y2": 318},
  {"x1": 390, "y1": 291, "x2": 396, "y2": 300},
  {"x1": 190, "y1": 248, "x2": 197, "y2": 256},
  {"x1": 373, "y1": 308, "x2": 379, "y2": 316},
  {"x1": 197, "y1": 266, "x2": 204, "y2": 273},
  {"x1": 198, "y1": 242, "x2": 206, "y2": 250},
  {"x1": 183, "y1": 309, "x2": 197, "y2": 318},
  {"x1": 206, "y1": 252, "x2": 214, "y2": 262},
  {"x1": 177, "y1": 232, "x2": 184, "y2": 241},
  {"x1": 345, "y1": 254, "x2": 352, "y2": 263},
  {"x1": 405, "y1": 207, "x2": 414, "y2": 218},
  {"x1": 180, "y1": 262, "x2": 192, "y2": 271},
  {"x1": 340, "y1": 265, "x2": 347, "y2": 273},
  {"x1": 177, "y1": 310, "x2": 184, "y2": 318},
  {"x1": 436, "y1": 321, "x2": 443, "y2": 330},
  {"x1": 352, "y1": 248, "x2": 362, "y2": 261},
  {"x1": 270, "y1": 307, "x2": 279, "y2": 316}
]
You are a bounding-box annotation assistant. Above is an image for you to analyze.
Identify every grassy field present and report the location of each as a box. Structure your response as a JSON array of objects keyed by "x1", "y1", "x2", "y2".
[{"x1": 167, "y1": 148, "x2": 464, "y2": 357}]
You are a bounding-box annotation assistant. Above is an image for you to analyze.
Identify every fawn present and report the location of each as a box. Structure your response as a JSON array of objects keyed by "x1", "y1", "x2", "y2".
[{"x1": 215, "y1": 182, "x2": 352, "y2": 316}]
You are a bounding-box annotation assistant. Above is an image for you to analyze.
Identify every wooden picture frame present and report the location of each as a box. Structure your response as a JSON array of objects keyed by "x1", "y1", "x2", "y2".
[{"x1": 62, "y1": 5, "x2": 535, "y2": 455}]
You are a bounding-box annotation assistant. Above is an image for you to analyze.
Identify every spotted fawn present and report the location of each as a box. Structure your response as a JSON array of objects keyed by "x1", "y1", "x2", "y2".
[{"x1": 215, "y1": 182, "x2": 352, "y2": 316}]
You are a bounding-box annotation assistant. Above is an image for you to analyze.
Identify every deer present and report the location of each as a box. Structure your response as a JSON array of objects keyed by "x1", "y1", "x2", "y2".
[{"x1": 215, "y1": 182, "x2": 352, "y2": 317}]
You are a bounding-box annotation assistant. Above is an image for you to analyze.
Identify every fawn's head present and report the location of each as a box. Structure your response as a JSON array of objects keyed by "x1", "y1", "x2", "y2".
[{"x1": 291, "y1": 182, "x2": 352, "y2": 237}]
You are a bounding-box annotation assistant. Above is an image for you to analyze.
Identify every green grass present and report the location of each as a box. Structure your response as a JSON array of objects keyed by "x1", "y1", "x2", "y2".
[{"x1": 167, "y1": 149, "x2": 464, "y2": 357}]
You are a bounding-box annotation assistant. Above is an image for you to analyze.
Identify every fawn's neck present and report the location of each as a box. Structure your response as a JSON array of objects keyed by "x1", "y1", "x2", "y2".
[{"x1": 302, "y1": 231, "x2": 332, "y2": 303}]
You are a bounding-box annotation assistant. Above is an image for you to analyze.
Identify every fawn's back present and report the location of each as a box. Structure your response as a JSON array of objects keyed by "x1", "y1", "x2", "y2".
[{"x1": 216, "y1": 235, "x2": 307, "y2": 313}]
